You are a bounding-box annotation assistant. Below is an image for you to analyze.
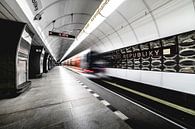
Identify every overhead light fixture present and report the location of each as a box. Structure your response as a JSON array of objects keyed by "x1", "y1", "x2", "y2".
[
  {"x1": 99, "y1": 0, "x2": 124, "y2": 17},
  {"x1": 84, "y1": 14, "x2": 105, "y2": 34},
  {"x1": 60, "y1": 0, "x2": 126, "y2": 62}
]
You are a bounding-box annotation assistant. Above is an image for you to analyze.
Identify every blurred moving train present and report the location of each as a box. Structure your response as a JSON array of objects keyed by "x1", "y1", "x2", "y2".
[{"x1": 63, "y1": 49, "x2": 107, "y2": 78}]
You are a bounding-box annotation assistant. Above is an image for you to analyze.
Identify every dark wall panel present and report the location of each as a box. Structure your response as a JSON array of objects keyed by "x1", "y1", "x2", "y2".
[
  {"x1": 100, "y1": 30, "x2": 195, "y2": 74},
  {"x1": 0, "y1": 19, "x2": 32, "y2": 93},
  {"x1": 29, "y1": 46, "x2": 45, "y2": 78}
]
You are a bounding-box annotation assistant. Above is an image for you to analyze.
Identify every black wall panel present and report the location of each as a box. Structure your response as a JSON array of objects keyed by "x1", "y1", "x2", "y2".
[
  {"x1": 178, "y1": 32, "x2": 195, "y2": 73},
  {"x1": 100, "y1": 30, "x2": 195, "y2": 74},
  {"x1": 29, "y1": 46, "x2": 45, "y2": 78},
  {"x1": 0, "y1": 19, "x2": 32, "y2": 93},
  {"x1": 43, "y1": 53, "x2": 49, "y2": 73}
]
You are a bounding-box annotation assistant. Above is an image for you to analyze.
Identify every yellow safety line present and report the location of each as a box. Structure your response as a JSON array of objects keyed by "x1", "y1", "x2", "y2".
[{"x1": 103, "y1": 80, "x2": 195, "y2": 116}]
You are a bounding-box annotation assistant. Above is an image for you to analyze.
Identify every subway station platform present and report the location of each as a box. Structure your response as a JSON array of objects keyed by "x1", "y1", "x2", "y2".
[
  {"x1": 0, "y1": 1, "x2": 195, "y2": 129},
  {"x1": 0, "y1": 66, "x2": 132, "y2": 129}
]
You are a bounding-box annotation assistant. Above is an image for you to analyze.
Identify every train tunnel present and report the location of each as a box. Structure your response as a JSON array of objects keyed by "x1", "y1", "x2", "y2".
[{"x1": 0, "y1": 0, "x2": 194, "y2": 129}]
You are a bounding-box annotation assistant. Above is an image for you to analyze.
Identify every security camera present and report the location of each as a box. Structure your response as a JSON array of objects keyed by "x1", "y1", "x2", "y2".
[{"x1": 34, "y1": 13, "x2": 43, "y2": 20}]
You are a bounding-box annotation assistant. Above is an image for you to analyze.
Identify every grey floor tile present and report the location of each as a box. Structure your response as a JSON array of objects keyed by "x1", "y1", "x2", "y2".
[
  {"x1": 70, "y1": 97, "x2": 100, "y2": 108},
  {"x1": 66, "y1": 109, "x2": 131, "y2": 129},
  {"x1": 0, "y1": 66, "x2": 132, "y2": 129}
]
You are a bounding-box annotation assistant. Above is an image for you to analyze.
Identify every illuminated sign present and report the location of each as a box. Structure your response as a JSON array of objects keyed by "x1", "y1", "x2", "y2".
[{"x1": 49, "y1": 31, "x2": 75, "y2": 39}]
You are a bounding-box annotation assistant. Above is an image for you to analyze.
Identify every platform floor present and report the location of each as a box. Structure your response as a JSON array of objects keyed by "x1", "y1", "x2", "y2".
[{"x1": 0, "y1": 66, "x2": 132, "y2": 129}]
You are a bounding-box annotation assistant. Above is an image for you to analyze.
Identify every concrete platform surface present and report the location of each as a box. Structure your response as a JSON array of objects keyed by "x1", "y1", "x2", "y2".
[{"x1": 0, "y1": 66, "x2": 132, "y2": 129}]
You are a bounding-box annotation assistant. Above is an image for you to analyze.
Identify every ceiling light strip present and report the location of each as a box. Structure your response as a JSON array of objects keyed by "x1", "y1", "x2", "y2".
[{"x1": 60, "y1": 0, "x2": 126, "y2": 61}]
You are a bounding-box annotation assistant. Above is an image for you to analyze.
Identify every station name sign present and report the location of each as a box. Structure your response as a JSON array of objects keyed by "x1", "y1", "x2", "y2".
[{"x1": 49, "y1": 31, "x2": 75, "y2": 39}]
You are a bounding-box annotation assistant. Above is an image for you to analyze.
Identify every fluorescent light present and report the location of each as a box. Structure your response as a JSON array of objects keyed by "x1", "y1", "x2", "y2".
[
  {"x1": 77, "y1": 31, "x2": 89, "y2": 42},
  {"x1": 100, "y1": 0, "x2": 126, "y2": 17},
  {"x1": 85, "y1": 14, "x2": 105, "y2": 34},
  {"x1": 62, "y1": 32, "x2": 89, "y2": 58},
  {"x1": 60, "y1": 0, "x2": 126, "y2": 61}
]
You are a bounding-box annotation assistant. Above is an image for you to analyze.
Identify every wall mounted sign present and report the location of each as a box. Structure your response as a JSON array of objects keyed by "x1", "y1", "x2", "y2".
[
  {"x1": 100, "y1": 30, "x2": 195, "y2": 74},
  {"x1": 26, "y1": 0, "x2": 43, "y2": 15},
  {"x1": 49, "y1": 31, "x2": 75, "y2": 39}
]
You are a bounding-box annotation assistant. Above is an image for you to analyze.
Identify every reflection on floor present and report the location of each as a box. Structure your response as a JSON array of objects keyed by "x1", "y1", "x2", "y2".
[{"x1": 0, "y1": 66, "x2": 131, "y2": 129}]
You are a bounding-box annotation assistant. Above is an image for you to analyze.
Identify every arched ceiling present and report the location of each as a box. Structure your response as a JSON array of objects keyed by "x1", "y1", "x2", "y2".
[
  {"x1": 1, "y1": 0, "x2": 195, "y2": 62},
  {"x1": 65, "y1": 0, "x2": 195, "y2": 59},
  {"x1": 34, "y1": 0, "x2": 102, "y2": 61},
  {"x1": 0, "y1": 0, "x2": 102, "y2": 61}
]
